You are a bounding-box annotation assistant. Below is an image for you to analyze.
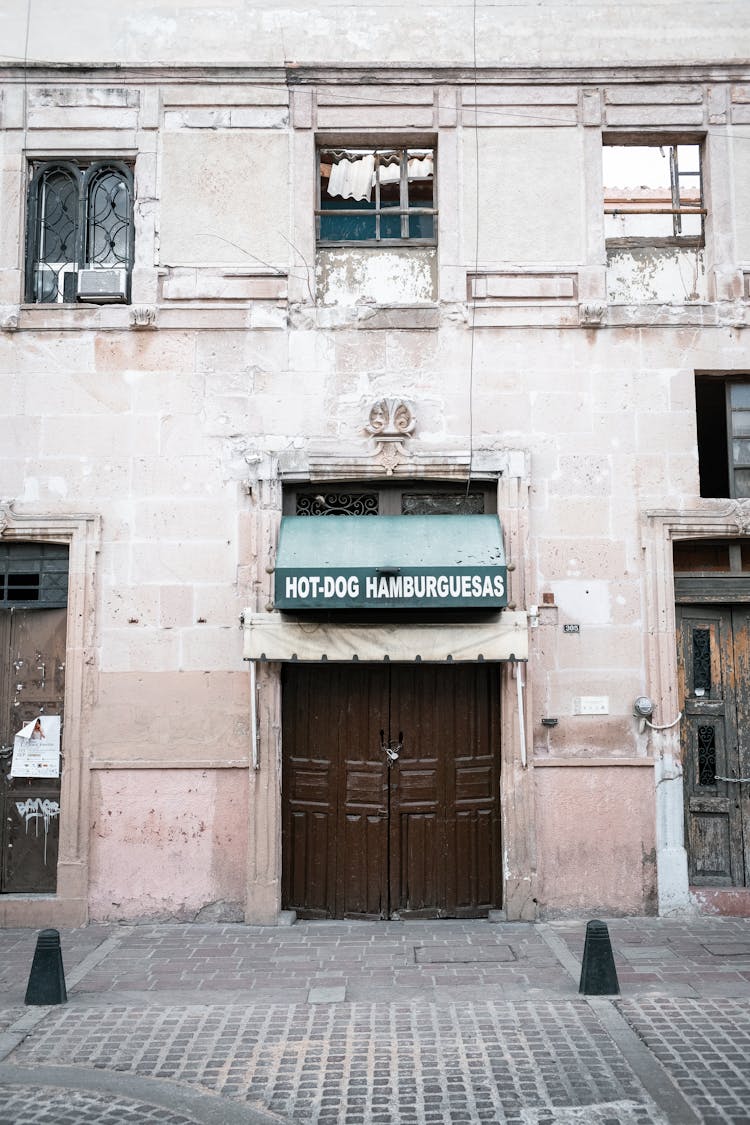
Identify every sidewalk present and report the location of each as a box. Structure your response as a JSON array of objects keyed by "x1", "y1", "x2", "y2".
[{"x1": 0, "y1": 916, "x2": 748, "y2": 1124}]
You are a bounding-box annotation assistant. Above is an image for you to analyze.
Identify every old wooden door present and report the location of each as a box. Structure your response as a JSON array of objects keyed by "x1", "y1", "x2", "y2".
[
  {"x1": 677, "y1": 605, "x2": 750, "y2": 886},
  {"x1": 0, "y1": 608, "x2": 66, "y2": 893},
  {"x1": 281, "y1": 662, "x2": 502, "y2": 919}
]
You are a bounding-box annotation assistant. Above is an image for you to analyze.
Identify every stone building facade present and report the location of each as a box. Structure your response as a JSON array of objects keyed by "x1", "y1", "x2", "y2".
[{"x1": 1, "y1": 1, "x2": 750, "y2": 926}]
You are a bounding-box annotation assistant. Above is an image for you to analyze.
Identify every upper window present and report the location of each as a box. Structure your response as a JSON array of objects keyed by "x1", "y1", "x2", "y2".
[
  {"x1": 317, "y1": 146, "x2": 435, "y2": 244},
  {"x1": 695, "y1": 376, "x2": 750, "y2": 499},
  {"x1": 603, "y1": 142, "x2": 704, "y2": 245},
  {"x1": 25, "y1": 160, "x2": 134, "y2": 304}
]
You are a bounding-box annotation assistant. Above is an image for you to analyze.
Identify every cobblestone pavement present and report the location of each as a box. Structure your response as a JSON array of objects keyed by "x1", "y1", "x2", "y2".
[{"x1": 0, "y1": 917, "x2": 748, "y2": 1124}]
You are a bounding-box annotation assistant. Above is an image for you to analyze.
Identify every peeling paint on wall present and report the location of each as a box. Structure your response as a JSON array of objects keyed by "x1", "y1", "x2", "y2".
[
  {"x1": 607, "y1": 247, "x2": 706, "y2": 304},
  {"x1": 316, "y1": 248, "x2": 437, "y2": 306}
]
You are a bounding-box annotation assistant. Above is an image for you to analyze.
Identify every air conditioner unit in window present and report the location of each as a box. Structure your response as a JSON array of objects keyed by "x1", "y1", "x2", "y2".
[{"x1": 77, "y1": 268, "x2": 128, "y2": 303}]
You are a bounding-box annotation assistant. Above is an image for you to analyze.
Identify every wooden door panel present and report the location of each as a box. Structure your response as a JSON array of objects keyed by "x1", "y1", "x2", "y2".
[
  {"x1": 395, "y1": 810, "x2": 439, "y2": 915},
  {"x1": 336, "y1": 665, "x2": 389, "y2": 917},
  {"x1": 282, "y1": 664, "x2": 389, "y2": 918},
  {"x1": 286, "y1": 809, "x2": 331, "y2": 915},
  {"x1": 281, "y1": 664, "x2": 339, "y2": 917},
  {"x1": 390, "y1": 664, "x2": 501, "y2": 918},
  {"x1": 688, "y1": 807, "x2": 735, "y2": 881},
  {"x1": 342, "y1": 812, "x2": 388, "y2": 917},
  {"x1": 678, "y1": 606, "x2": 746, "y2": 886},
  {"x1": 389, "y1": 665, "x2": 444, "y2": 917},
  {"x1": 1, "y1": 609, "x2": 66, "y2": 894},
  {"x1": 454, "y1": 808, "x2": 497, "y2": 911}
]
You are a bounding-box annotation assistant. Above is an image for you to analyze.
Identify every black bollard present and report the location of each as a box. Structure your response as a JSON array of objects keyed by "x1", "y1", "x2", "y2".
[
  {"x1": 578, "y1": 919, "x2": 620, "y2": 995},
  {"x1": 25, "y1": 928, "x2": 68, "y2": 1005}
]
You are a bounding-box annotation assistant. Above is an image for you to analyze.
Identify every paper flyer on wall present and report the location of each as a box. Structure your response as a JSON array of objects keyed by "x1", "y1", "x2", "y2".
[{"x1": 10, "y1": 715, "x2": 61, "y2": 778}]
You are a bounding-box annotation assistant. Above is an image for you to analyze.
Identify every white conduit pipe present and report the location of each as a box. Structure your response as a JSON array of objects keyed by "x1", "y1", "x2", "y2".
[
  {"x1": 645, "y1": 711, "x2": 683, "y2": 731},
  {"x1": 515, "y1": 661, "x2": 527, "y2": 769},
  {"x1": 249, "y1": 659, "x2": 259, "y2": 770}
]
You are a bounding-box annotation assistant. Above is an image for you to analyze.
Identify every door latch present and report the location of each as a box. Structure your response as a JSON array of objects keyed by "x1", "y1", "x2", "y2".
[{"x1": 380, "y1": 730, "x2": 403, "y2": 766}]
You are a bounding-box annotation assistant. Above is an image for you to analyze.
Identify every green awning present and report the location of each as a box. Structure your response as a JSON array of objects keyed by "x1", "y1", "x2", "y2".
[{"x1": 274, "y1": 514, "x2": 507, "y2": 611}]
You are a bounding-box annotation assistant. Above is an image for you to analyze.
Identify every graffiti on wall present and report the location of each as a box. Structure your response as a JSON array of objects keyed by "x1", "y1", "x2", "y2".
[{"x1": 15, "y1": 798, "x2": 60, "y2": 864}]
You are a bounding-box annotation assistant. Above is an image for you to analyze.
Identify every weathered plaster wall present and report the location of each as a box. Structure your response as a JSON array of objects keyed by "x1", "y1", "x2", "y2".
[
  {"x1": 535, "y1": 766, "x2": 657, "y2": 917},
  {"x1": 607, "y1": 247, "x2": 707, "y2": 304},
  {"x1": 1, "y1": 1, "x2": 748, "y2": 67},
  {"x1": 88, "y1": 768, "x2": 248, "y2": 921},
  {"x1": 730, "y1": 125, "x2": 750, "y2": 263},
  {"x1": 159, "y1": 131, "x2": 291, "y2": 267},
  {"x1": 462, "y1": 128, "x2": 585, "y2": 266}
]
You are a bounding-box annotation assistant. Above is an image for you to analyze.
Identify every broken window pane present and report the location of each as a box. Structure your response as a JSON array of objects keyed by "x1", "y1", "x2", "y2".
[
  {"x1": 318, "y1": 147, "x2": 435, "y2": 243},
  {"x1": 603, "y1": 143, "x2": 703, "y2": 241}
]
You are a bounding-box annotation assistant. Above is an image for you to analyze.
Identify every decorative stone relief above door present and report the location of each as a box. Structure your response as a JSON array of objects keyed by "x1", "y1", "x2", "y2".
[{"x1": 365, "y1": 398, "x2": 416, "y2": 474}]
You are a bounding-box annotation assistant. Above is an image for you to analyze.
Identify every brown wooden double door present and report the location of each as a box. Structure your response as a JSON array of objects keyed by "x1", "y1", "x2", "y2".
[
  {"x1": 282, "y1": 662, "x2": 502, "y2": 919},
  {"x1": 677, "y1": 605, "x2": 750, "y2": 886}
]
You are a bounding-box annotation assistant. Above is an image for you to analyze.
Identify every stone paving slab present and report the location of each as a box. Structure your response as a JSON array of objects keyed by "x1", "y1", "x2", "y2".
[
  {"x1": 1, "y1": 917, "x2": 749, "y2": 1123},
  {"x1": 617, "y1": 997, "x2": 750, "y2": 1125},
  {"x1": 10, "y1": 998, "x2": 669, "y2": 1125},
  {"x1": 2, "y1": 920, "x2": 575, "y2": 1003}
]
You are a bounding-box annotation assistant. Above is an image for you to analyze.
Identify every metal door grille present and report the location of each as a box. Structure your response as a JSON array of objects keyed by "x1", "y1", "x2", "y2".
[{"x1": 0, "y1": 545, "x2": 68, "y2": 609}]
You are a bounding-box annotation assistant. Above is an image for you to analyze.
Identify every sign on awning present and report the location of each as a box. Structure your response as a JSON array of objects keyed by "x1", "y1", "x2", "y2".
[{"x1": 274, "y1": 514, "x2": 508, "y2": 611}]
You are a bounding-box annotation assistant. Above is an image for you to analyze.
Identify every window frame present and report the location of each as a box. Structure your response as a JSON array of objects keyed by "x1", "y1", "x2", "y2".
[
  {"x1": 316, "y1": 140, "x2": 437, "y2": 247},
  {"x1": 25, "y1": 158, "x2": 135, "y2": 304},
  {"x1": 602, "y1": 134, "x2": 706, "y2": 249}
]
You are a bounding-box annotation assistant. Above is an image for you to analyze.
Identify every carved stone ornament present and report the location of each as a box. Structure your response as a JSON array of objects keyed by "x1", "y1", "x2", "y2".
[
  {"x1": 578, "y1": 301, "x2": 606, "y2": 327},
  {"x1": 130, "y1": 305, "x2": 157, "y2": 328},
  {"x1": 364, "y1": 398, "x2": 416, "y2": 475},
  {"x1": 0, "y1": 306, "x2": 19, "y2": 331},
  {"x1": 727, "y1": 498, "x2": 750, "y2": 535}
]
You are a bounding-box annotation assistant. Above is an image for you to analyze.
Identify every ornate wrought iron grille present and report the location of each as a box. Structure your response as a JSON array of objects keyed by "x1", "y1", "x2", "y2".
[
  {"x1": 697, "y1": 725, "x2": 717, "y2": 786},
  {"x1": 692, "y1": 628, "x2": 712, "y2": 695},
  {"x1": 26, "y1": 160, "x2": 133, "y2": 303},
  {"x1": 86, "y1": 168, "x2": 132, "y2": 267},
  {"x1": 296, "y1": 492, "x2": 379, "y2": 516}
]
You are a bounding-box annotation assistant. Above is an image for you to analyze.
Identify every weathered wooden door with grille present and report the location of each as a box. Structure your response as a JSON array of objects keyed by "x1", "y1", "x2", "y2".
[
  {"x1": 677, "y1": 606, "x2": 750, "y2": 886},
  {"x1": 282, "y1": 662, "x2": 502, "y2": 919},
  {"x1": 0, "y1": 608, "x2": 66, "y2": 892}
]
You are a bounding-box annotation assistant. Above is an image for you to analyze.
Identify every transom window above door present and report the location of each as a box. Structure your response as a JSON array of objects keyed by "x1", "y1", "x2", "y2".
[
  {"x1": 285, "y1": 482, "x2": 494, "y2": 516},
  {"x1": 317, "y1": 145, "x2": 436, "y2": 244}
]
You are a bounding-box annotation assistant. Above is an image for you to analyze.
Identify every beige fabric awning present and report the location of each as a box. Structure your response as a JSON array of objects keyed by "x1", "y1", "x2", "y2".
[{"x1": 242, "y1": 611, "x2": 528, "y2": 663}]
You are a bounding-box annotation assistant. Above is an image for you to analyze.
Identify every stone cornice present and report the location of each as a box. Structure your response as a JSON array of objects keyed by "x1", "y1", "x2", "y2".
[{"x1": 0, "y1": 61, "x2": 748, "y2": 86}]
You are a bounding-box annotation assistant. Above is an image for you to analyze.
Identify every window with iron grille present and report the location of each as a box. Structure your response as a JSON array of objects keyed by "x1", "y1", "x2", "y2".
[
  {"x1": 0, "y1": 544, "x2": 68, "y2": 609},
  {"x1": 317, "y1": 145, "x2": 436, "y2": 244},
  {"x1": 25, "y1": 160, "x2": 134, "y2": 304},
  {"x1": 285, "y1": 483, "x2": 493, "y2": 516}
]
